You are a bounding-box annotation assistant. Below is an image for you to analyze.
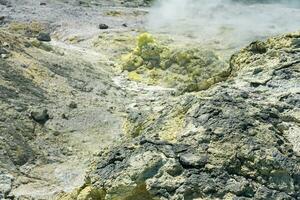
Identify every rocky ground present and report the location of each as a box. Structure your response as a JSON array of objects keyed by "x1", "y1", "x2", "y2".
[
  {"x1": 0, "y1": 0, "x2": 299, "y2": 200},
  {"x1": 72, "y1": 32, "x2": 300, "y2": 200}
]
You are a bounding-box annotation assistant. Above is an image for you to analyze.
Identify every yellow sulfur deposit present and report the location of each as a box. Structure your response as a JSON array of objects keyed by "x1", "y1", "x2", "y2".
[
  {"x1": 121, "y1": 33, "x2": 231, "y2": 92},
  {"x1": 122, "y1": 33, "x2": 163, "y2": 71},
  {"x1": 136, "y1": 33, "x2": 155, "y2": 50}
]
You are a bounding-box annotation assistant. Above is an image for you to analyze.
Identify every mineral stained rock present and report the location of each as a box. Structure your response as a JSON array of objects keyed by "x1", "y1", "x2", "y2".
[
  {"x1": 122, "y1": 33, "x2": 231, "y2": 92},
  {"x1": 71, "y1": 32, "x2": 300, "y2": 200}
]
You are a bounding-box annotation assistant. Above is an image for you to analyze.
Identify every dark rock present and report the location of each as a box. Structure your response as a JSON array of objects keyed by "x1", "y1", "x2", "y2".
[
  {"x1": 0, "y1": 0, "x2": 9, "y2": 6},
  {"x1": 68, "y1": 101, "x2": 78, "y2": 109},
  {"x1": 225, "y1": 178, "x2": 254, "y2": 197},
  {"x1": 62, "y1": 113, "x2": 69, "y2": 119},
  {"x1": 284, "y1": 94, "x2": 300, "y2": 108},
  {"x1": 253, "y1": 67, "x2": 263, "y2": 75},
  {"x1": 292, "y1": 38, "x2": 300, "y2": 48},
  {"x1": 240, "y1": 91, "x2": 249, "y2": 99},
  {"x1": 37, "y1": 32, "x2": 51, "y2": 42},
  {"x1": 40, "y1": 2, "x2": 46, "y2": 5},
  {"x1": 21, "y1": 64, "x2": 28, "y2": 68},
  {"x1": 30, "y1": 109, "x2": 50, "y2": 124},
  {"x1": 52, "y1": 131, "x2": 60, "y2": 136},
  {"x1": 254, "y1": 186, "x2": 274, "y2": 199},
  {"x1": 248, "y1": 41, "x2": 267, "y2": 54},
  {"x1": 250, "y1": 82, "x2": 261, "y2": 87},
  {"x1": 0, "y1": 48, "x2": 8, "y2": 55},
  {"x1": 78, "y1": 0, "x2": 90, "y2": 7},
  {"x1": 165, "y1": 160, "x2": 183, "y2": 176},
  {"x1": 99, "y1": 24, "x2": 109, "y2": 29},
  {"x1": 15, "y1": 106, "x2": 26, "y2": 112}
]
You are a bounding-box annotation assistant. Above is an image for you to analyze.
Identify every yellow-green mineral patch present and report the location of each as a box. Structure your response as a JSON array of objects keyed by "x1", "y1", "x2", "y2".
[
  {"x1": 56, "y1": 185, "x2": 106, "y2": 200},
  {"x1": 105, "y1": 10, "x2": 122, "y2": 17},
  {"x1": 121, "y1": 33, "x2": 231, "y2": 92},
  {"x1": 8, "y1": 21, "x2": 46, "y2": 37}
]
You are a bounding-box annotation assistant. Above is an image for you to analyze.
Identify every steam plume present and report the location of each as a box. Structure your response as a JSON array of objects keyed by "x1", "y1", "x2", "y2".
[{"x1": 146, "y1": 0, "x2": 300, "y2": 49}]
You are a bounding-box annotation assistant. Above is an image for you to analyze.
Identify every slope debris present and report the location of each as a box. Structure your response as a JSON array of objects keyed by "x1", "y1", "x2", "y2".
[
  {"x1": 63, "y1": 32, "x2": 300, "y2": 200},
  {"x1": 0, "y1": 24, "x2": 124, "y2": 199}
]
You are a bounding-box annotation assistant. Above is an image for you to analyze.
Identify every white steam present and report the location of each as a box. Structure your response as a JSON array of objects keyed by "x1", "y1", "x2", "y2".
[{"x1": 146, "y1": 0, "x2": 300, "y2": 49}]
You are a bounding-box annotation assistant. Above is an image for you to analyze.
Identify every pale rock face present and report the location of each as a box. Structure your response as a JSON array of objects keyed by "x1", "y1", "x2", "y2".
[{"x1": 0, "y1": 174, "x2": 13, "y2": 199}]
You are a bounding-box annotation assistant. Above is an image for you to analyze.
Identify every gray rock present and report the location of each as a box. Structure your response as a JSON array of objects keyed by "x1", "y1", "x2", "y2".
[
  {"x1": 225, "y1": 178, "x2": 254, "y2": 197},
  {"x1": 0, "y1": 174, "x2": 13, "y2": 198},
  {"x1": 0, "y1": 0, "x2": 10, "y2": 6},
  {"x1": 179, "y1": 153, "x2": 208, "y2": 168},
  {"x1": 1, "y1": 54, "x2": 8, "y2": 59},
  {"x1": 68, "y1": 101, "x2": 78, "y2": 109},
  {"x1": 30, "y1": 109, "x2": 50, "y2": 124},
  {"x1": 99, "y1": 24, "x2": 109, "y2": 29},
  {"x1": 0, "y1": 48, "x2": 8, "y2": 55},
  {"x1": 37, "y1": 32, "x2": 51, "y2": 42}
]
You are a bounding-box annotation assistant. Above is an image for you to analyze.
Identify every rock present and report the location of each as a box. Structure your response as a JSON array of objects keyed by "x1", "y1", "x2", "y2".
[
  {"x1": 21, "y1": 64, "x2": 28, "y2": 68},
  {"x1": 179, "y1": 153, "x2": 208, "y2": 168},
  {"x1": 1, "y1": 54, "x2": 8, "y2": 59},
  {"x1": 30, "y1": 109, "x2": 50, "y2": 124},
  {"x1": 0, "y1": 16, "x2": 4, "y2": 21},
  {"x1": 0, "y1": 0, "x2": 10, "y2": 6},
  {"x1": 68, "y1": 101, "x2": 78, "y2": 109},
  {"x1": 15, "y1": 106, "x2": 26, "y2": 112},
  {"x1": 73, "y1": 32, "x2": 300, "y2": 200},
  {"x1": 62, "y1": 113, "x2": 69, "y2": 119},
  {"x1": 0, "y1": 46, "x2": 9, "y2": 59},
  {"x1": 252, "y1": 67, "x2": 263, "y2": 75},
  {"x1": 163, "y1": 159, "x2": 183, "y2": 176},
  {"x1": 37, "y1": 32, "x2": 51, "y2": 42},
  {"x1": 40, "y1": 2, "x2": 46, "y2": 5},
  {"x1": 248, "y1": 41, "x2": 267, "y2": 54},
  {"x1": 52, "y1": 131, "x2": 60, "y2": 136},
  {"x1": 77, "y1": 0, "x2": 90, "y2": 7},
  {"x1": 98, "y1": 24, "x2": 109, "y2": 29},
  {"x1": 0, "y1": 48, "x2": 8, "y2": 55},
  {"x1": 240, "y1": 91, "x2": 249, "y2": 99},
  {"x1": 0, "y1": 174, "x2": 13, "y2": 198},
  {"x1": 225, "y1": 178, "x2": 254, "y2": 197}
]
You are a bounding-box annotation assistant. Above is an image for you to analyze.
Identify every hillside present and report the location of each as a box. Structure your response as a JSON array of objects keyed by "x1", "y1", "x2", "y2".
[{"x1": 0, "y1": 0, "x2": 299, "y2": 199}]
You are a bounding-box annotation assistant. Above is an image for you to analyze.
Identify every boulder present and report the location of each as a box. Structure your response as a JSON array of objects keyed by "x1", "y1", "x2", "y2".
[
  {"x1": 37, "y1": 32, "x2": 51, "y2": 42},
  {"x1": 31, "y1": 109, "x2": 50, "y2": 124}
]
